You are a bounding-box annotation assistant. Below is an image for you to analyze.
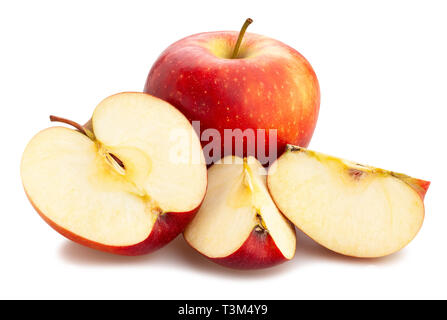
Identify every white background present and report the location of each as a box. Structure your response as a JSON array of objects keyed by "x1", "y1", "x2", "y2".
[{"x1": 1, "y1": 0, "x2": 446, "y2": 299}]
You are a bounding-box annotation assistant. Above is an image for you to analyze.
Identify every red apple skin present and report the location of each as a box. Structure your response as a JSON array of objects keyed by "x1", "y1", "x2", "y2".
[
  {"x1": 144, "y1": 31, "x2": 320, "y2": 162},
  {"x1": 412, "y1": 179, "x2": 430, "y2": 200},
  {"x1": 25, "y1": 190, "x2": 202, "y2": 256},
  {"x1": 185, "y1": 228, "x2": 290, "y2": 270}
]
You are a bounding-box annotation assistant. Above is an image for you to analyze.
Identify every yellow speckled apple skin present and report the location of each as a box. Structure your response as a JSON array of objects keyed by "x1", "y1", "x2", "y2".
[{"x1": 144, "y1": 31, "x2": 320, "y2": 161}]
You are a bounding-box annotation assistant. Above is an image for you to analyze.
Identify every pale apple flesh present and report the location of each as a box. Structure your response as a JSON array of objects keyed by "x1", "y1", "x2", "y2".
[
  {"x1": 184, "y1": 156, "x2": 296, "y2": 269},
  {"x1": 267, "y1": 145, "x2": 429, "y2": 258},
  {"x1": 21, "y1": 92, "x2": 207, "y2": 255}
]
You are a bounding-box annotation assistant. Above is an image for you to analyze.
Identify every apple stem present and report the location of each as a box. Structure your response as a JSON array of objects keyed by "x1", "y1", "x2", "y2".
[
  {"x1": 49, "y1": 115, "x2": 126, "y2": 170},
  {"x1": 231, "y1": 18, "x2": 253, "y2": 59},
  {"x1": 49, "y1": 115, "x2": 95, "y2": 140}
]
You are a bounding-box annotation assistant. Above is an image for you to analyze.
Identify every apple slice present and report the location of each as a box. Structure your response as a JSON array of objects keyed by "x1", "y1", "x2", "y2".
[
  {"x1": 21, "y1": 92, "x2": 207, "y2": 255},
  {"x1": 267, "y1": 145, "x2": 430, "y2": 258},
  {"x1": 184, "y1": 156, "x2": 296, "y2": 269}
]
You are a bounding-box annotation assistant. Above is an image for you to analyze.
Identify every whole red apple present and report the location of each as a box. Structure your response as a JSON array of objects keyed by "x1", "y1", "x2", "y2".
[{"x1": 144, "y1": 19, "x2": 320, "y2": 165}]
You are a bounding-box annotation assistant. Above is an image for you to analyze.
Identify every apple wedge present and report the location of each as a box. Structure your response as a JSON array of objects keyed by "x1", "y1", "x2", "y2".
[
  {"x1": 267, "y1": 145, "x2": 430, "y2": 258},
  {"x1": 21, "y1": 92, "x2": 207, "y2": 255},
  {"x1": 184, "y1": 156, "x2": 296, "y2": 269}
]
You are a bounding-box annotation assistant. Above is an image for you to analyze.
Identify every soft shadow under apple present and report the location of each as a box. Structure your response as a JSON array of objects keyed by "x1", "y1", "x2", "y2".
[
  {"x1": 59, "y1": 236, "x2": 294, "y2": 279},
  {"x1": 59, "y1": 229, "x2": 404, "y2": 276}
]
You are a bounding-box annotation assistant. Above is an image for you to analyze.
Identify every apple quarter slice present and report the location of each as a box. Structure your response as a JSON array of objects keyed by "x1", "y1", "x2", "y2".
[
  {"x1": 21, "y1": 92, "x2": 207, "y2": 255},
  {"x1": 267, "y1": 145, "x2": 430, "y2": 258},
  {"x1": 184, "y1": 156, "x2": 296, "y2": 269}
]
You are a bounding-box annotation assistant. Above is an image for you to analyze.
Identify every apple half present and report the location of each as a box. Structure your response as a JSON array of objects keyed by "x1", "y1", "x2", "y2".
[
  {"x1": 21, "y1": 92, "x2": 207, "y2": 255},
  {"x1": 184, "y1": 156, "x2": 296, "y2": 269},
  {"x1": 267, "y1": 145, "x2": 430, "y2": 258}
]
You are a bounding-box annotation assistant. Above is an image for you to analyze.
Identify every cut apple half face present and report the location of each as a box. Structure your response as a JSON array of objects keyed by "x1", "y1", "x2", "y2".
[
  {"x1": 267, "y1": 145, "x2": 430, "y2": 258},
  {"x1": 184, "y1": 156, "x2": 296, "y2": 269},
  {"x1": 21, "y1": 92, "x2": 207, "y2": 255}
]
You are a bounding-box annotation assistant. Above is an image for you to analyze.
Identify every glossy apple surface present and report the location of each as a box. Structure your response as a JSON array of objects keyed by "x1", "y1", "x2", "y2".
[{"x1": 144, "y1": 28, "x2": 320, "y2": 163}]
